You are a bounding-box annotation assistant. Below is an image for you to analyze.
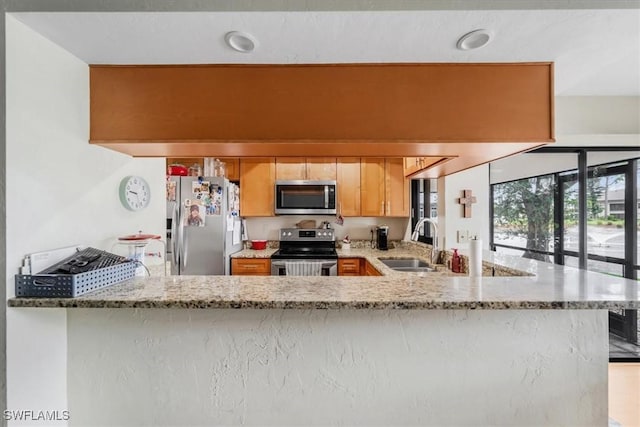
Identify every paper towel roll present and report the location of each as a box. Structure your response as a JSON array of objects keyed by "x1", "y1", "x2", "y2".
[{"x1": 469, "y1": 238, "x2": 483, "y2": 277}]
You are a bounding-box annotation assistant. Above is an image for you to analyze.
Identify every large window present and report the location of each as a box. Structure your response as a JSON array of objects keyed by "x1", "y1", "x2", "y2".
[
  {"x1": 493, "y1": 174, "x2": 555, "y2": 261},
  {"x1": 491, "y1": 155, "x2": 638, "y2": 279},
  {"x1": 491, "y1": 150, "x2": 639, "y2": 357}
]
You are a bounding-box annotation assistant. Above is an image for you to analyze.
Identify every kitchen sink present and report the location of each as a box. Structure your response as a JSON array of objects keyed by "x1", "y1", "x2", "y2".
[{"x1": 378, "y1": 258, "x2": 434, "y2": 272}]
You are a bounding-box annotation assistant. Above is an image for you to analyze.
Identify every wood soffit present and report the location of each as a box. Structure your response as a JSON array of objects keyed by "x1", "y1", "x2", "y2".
[{"x1": 89, "y1": 63, "x2": 555, "y2": 176}]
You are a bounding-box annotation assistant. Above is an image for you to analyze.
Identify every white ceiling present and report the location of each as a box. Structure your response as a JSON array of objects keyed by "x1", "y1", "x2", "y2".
[{"x1": 11, "y1": 8, "x2": 640, "y2": 96}]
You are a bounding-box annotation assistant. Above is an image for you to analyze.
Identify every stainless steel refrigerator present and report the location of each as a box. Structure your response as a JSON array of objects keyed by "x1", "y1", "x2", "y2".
[{"x1": 166, "y1": 176, "x2": 242, "y2": 275}]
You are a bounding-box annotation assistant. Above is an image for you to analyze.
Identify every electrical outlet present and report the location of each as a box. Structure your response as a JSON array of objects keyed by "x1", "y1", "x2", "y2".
[{"x1": 457, "y1": 230, "x2": 469, "y2": 243}]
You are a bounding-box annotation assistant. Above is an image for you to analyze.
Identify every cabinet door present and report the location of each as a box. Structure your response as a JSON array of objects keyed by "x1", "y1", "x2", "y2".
[
  {"x1": 365, "y1": 260, "x2": 382, "y2": 276},
  {"x1": 338, "y1": 258, "x2": 362, "y2": 276},
  {"x1": 360, "y1": 159, "x2": 386, "y2": 216},
  {"x1": 337, "y1": 158, "x2": 361, "y2": 217},
  {"x1": 275, "y1": 158, "x2": 306, "y2": 180},
  {"x1": 306, "y1": 158, "x2": 337, "y2": 180},
  {"x1": 403, "y1": 157, "x2": 420, "y2": 177},
  {"x1": 240, "y1": 158, "x2": 275, "y2": 216},
  {"x1": 385, "y1": 158, "x2": 410, "y2": 217},
  {"x1": 231, "y1": 259, "x2": 271, "y2": 275},
  {"x1": 220, "y1": 158, "x2": 240, "y2": 181}
]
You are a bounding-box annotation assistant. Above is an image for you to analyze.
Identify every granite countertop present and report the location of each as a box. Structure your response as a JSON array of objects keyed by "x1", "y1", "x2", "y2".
[{"x1": 9, "y1": 242, "x2": 640, "y2": 310}]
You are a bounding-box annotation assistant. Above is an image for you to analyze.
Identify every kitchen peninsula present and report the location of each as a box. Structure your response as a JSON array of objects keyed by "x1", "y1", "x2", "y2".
[{"x1": 9, "y1": 243, "x2": 640, "y2": 426}]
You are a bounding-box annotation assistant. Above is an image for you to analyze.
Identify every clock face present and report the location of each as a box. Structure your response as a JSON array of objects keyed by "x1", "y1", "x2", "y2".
[{"x1": 119, "y1": 176, "x2": 150, "y2": 211}]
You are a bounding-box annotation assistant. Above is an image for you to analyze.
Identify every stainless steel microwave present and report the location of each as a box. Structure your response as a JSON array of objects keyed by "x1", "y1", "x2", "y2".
[{"x1": 275, "y1": 180, "x2": 337, "y2": 215}]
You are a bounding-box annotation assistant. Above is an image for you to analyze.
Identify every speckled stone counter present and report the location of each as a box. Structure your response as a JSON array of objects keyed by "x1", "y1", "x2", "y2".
[
  {"x1": 231, "y1": 247, "x2": 278, "y2": 259},
  {"x1": 9, "y1": 241, "x2": 640, "y2": 309},
  {"x1": 10, "y1": 243, "x2": 625, "y2": 426}
]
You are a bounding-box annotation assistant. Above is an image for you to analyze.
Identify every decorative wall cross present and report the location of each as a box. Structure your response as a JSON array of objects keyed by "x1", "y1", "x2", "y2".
[{"x1": 456, "y1": 190, "x2": 477, "y2": 218}]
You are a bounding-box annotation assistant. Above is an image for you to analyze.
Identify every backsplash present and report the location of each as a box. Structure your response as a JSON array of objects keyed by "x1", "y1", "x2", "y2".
[{"x1": 244, "y1": 216, "x2": 410, "y2": 241}]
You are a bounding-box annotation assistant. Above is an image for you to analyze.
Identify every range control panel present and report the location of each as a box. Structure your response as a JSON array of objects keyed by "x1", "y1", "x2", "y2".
[{"x1": 279, "y1": 228, "x2": 335, "y2": 241}]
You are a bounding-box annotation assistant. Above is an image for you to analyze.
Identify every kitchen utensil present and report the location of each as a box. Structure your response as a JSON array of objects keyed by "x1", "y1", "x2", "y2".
[{"x1": 251, "y1": 240, "x2": 267, "y2": 250}]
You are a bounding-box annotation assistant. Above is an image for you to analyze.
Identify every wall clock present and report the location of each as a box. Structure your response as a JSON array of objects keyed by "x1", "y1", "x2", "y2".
[{"x1": 119, "y1": 175, "x2": 150, "y2": 211}]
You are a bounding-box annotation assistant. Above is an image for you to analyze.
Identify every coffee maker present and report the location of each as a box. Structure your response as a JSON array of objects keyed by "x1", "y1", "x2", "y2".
[{"x1": 376, "y1": 225, "x2": 389, "y2": 250}]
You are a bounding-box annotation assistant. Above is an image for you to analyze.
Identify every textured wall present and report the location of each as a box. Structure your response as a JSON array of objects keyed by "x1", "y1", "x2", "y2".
[
  {"x1": 68, "y1": 309, "x2": 607, "y2": 426},
  {"x1": 5, "y1": 15, "x2": 164, "y2": 424}
]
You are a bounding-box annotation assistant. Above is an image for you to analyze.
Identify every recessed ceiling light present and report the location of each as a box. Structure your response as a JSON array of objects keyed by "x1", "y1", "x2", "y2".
[
  {"x1": 456, "y1": 29, "x2": 492, "y2": 51},
  {"x1": 225, "y1": 31, "x2": 257, "y2": 53}
]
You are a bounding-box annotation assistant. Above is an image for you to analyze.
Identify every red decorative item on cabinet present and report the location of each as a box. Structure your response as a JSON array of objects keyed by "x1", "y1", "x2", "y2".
[{"x1": 167, "y1": 164, "x2": 188, "y2": 176}]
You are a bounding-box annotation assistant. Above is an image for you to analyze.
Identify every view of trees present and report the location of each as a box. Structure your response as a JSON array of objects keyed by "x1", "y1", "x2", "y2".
[
  {"x1": 493, "y1": 166, "x2": 630, "y2": 263},
  {"x1": 493, "y1": 175, "x2": 554, "y2": 261}
]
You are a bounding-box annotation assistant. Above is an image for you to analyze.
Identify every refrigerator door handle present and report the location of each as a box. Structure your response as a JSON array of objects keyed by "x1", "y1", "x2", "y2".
[
  {"x1": 171, "y1": 202, "x2": 179, "y2": 267},
  {"x1": 178, "y1": 204, "x2": 186, "y2": 270},
  {"x1": 182, "y1": 221, "x2": 189, "y2": 269}
]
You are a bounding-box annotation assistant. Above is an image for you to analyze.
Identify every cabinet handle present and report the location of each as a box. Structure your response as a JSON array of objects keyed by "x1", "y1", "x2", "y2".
[
  {"x1": 243, "y1": 265, "x2": 258, "y2": 269},
  {"x1": 387, "y1": 201, "x2": 391, "y2": 215},
  {"x1": 380, "y1": 201, "x2": 384, "y2": 215}
]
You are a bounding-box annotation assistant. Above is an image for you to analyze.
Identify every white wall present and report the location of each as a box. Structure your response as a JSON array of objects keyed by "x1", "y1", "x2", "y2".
[
  {"x1": 555, "y1": 96, "x2": 640, "y2": 135},
  {"x1": 246, "y1": 216, "x2": 408, "y2": 242},
  {"x1": 5, "y1": 15, "x2": 164, "y2": 424},
  {"x1": 437, "y1": 164, "x2": 490, "y2": 251}
]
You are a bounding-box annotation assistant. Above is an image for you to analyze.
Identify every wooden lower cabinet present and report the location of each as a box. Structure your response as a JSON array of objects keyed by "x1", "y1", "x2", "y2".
[
  {"x1": 338, "y1": 258, "x2": 383, "y2": 276},
  {"x1": 364, "y1": 260, "x2": 382, "y2": 276},
  {"x1": 231, "y1": 259, "x2": 271, "y2": 276},
  {"x1": 338, "y1": 258, "x2": 363, "y2": 276}
]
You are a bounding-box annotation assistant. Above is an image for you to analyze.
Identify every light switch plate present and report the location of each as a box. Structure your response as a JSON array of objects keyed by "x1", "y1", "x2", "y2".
[{"x1": 457, "y1": 230, "x2": 469, "y2": 244}]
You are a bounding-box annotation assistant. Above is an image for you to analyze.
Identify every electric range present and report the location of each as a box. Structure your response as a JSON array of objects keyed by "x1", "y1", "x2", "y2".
[{"x1": 270, "y1": 228, "x2": 338, "y2": 276}]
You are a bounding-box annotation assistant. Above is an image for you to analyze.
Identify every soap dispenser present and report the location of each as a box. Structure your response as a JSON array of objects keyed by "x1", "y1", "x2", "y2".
[{"x1": 451, "y1": 249, "x2": 461, "y2": 273}]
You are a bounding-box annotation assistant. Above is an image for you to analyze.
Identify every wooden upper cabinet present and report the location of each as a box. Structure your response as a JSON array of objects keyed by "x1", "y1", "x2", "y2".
[
  {"x1": 240, "y1": 158, "x2": 275, "y2": 217},
  {"x1": 385, "y1": 158, "x2": 410, "y2": 217},
  {"x1": 337, "y1": 158, "x2": 361, "y2": 217},
  {"x1": 360, "y1": 158, "x2": 409, "y2": 217},
  {"x1": 306, "y1": 158, "x2": 337, "y2": 180},
  {"x1": 276, "y1": 158, "x2": 337, "y2": 180},
  {"x1": 360, "y1": 159, "x2": 386, "y2": 217},
  {"x1": 276, "y1": 158, "x2": 306, "y2": 180},
  {"x1": 220, "y1": 158, "x2": 240, "y2": 181}
]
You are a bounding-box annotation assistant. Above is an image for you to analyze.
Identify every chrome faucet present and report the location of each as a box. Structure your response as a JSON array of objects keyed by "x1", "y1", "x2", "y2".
[{"x1": 411, "y1": 218, "x2": 439, "y2": 264}]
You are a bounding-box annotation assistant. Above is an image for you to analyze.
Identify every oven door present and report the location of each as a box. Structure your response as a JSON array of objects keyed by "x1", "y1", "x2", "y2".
[
  {"x1": 275, "y1": 180, "x2": 336, "y2": 215},
  {"x1": 271, "y1": 259, "x2": 337, "y2": 276}
]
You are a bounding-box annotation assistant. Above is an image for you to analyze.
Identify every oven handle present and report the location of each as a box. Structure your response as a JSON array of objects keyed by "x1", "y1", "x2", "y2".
[
  {"x1": 324, "y1": 185, "x2": 329, "y2": 208},
  {"x1": 271, "y1": 259, "x2": 337, "y2": 275},
  {"x1": 271, "y1": 260, "x2": 336, "y2": 266}
]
